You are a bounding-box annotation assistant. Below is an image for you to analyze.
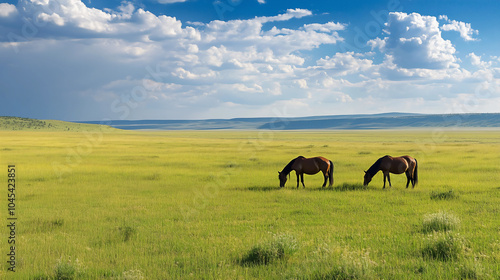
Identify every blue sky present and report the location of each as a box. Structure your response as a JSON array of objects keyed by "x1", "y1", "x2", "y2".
[{"x1": 0, "y1": 0, "x2": 499, "y2": 121}]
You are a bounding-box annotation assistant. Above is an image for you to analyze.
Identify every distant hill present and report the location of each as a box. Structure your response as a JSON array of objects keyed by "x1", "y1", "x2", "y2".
[
  {"x1": 0, "y1": 116, "x2": 117, "y2": 132},
  {"x1": 80, "y1": 113, "x2": 500, "y2": 130}
]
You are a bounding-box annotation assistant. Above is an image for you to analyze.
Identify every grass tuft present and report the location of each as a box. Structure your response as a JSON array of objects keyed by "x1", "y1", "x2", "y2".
[
  {"x1": 54, "y1": 256, "x2": 83, "y2": 280},
  {"x1": 225, "y1": 162, "x2": 239, "y2": 168},
  {"x1": 422, "y1": 211, "x2": 460, "y2": 233},
  {"x1": 421, "y1": 232, "x2": 466, "y2": 261},
  {"x1": 144, "y1": 173, "x2": 161, "y2": 181},
  {"x1": 52, "y1": 219, "x2": 64, "y2": 227},
  {"x1": 333, "y1": 183, "x2": 368, "y2": 192},
  {"x1": 30, "y1": 274, "x2": 51, "y2": 280},
  {"x1": 313, "y1": 248, "x2": 377, "y2": 280},
  {"x1": 239, "y1": 233, "x2": 298, "y2": 266},
  {"x1": 119, "y1": 226, "x2": 137, "y2": 242},
  {"x1": 458, "y1": 259, "x2": 484, "y2": 280},
  {"x1": 122, "y1": 269, "x2": 145, "y2": 280},
  {"x1": 430, "y1": 189, "x2": 459, "y2": 200}
]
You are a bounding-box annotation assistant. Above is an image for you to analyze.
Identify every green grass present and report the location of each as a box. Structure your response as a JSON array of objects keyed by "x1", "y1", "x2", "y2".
[
  {"x1": 0, "y1": 116, "x2": 116, "y2": 132},
  {"x1": 1, "y1": 129, "x2": 500, "y2": 279},
  {"x1": 421, "y1": 232, "x2": 467, "y2": 261},
  {"x1": 421, "y1": 211, "x2": 460, "y2": 233},
  {"x1": 430, "y1": 189, "x2": 459, "y2": 200},
  {"x1": 239, "y1": 233, "x2": 298, "y2": 265}
]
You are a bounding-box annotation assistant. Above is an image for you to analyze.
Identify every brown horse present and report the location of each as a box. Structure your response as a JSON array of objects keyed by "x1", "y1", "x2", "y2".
[
  {"x1": 278, "y1": 156, "x2": 334, "y2": 188},
  {"x1": 363, "y1": 155, "x2": 418, "y2": 188}
]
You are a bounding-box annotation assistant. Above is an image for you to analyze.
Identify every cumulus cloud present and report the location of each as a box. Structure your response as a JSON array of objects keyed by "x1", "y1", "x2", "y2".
[
  {"x1": 0, "y1": 3, "x2": 18, "y2": 18},
  {"x1": 0, "y1": 1, "x2": 351, "y2": 119},
  {"x1": 2, "y1": 0, "x2": 199, "y2": 42},
  {"x1": 201, "y1": 8, "x2": 342, "y2": 53},
  {"x1": 369, "y1": 12, "x2": 457, "y2": 70},
  {"x1": 0, "y1": 1, "x2": 497, "y2": 120},
  {"x1": 468, "y1": 53, "x2": 491, "y2": 68},
  {"x1": 439, "y1": 15, "x2": 478, "y2": 41},
  {"x1": 316, "y1": 52, "x2": 374, "y2": 76}
]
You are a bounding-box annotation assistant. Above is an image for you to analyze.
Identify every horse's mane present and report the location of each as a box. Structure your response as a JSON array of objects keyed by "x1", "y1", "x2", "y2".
[
  {"x1": 366, "y1": 156, "x2": 386, "y2": 177},
  {"x1": 281, "y1": 156, "x2": 305, "y2": 175}
]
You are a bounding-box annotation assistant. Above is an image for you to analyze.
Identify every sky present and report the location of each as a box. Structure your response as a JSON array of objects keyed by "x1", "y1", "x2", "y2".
[{"x1": 0, "y1": 0, "x2": 499, "y2": 121}]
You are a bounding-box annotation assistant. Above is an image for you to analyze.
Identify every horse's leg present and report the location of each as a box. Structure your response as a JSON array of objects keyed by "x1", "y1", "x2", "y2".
[
  {"x1": 405, "y1": 171, "x2": 410, "y2": 188},
  {"x1": 383, "y1": 173, "x2": 387, "y2": 189},
  {"x1": 411, "y1": 167, "x2": 416, "y2": 188},
  {"x1": 296, "y1": 172, "x2": 300, "y2": 189},
  {"x1": 387, "y1": 173, "x2": 392, "y2": 187},
  {"x1": 301, "y1": 174, "x2": 305, "y2": 188},
  {"x1": 322, "y1": 171, "x2": 327, "y2": 188}
]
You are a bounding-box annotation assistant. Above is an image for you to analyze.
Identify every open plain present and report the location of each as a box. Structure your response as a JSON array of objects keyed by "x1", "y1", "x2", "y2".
[{"x1": 1, "y1": 129, "x2": 499, "y2": 279}]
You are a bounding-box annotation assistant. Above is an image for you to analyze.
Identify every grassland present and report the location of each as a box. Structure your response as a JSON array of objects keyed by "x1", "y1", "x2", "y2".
[
  {"x1": 1, "y1": 129, "x2": 499, "y2": 279},
  {"x1": 0, "y1": 116, "x2": 116, "y2": 132}
]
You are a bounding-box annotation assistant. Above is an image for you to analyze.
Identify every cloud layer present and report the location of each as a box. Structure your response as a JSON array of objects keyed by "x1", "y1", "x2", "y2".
[{"x1": 0, "y1": 1, "x2": 498, "y2": 120}]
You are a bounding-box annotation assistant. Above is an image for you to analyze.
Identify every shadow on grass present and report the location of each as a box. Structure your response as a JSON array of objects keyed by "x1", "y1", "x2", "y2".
[
  {"x1": 310, "y1": 182, "x2": 375, "y2": 192},
  {"x1": 237, "y1": 183, "x2": 382, "y2": 192},
  {"x1": 237, "y1": 186, "x2": 282, "y2": 192}
]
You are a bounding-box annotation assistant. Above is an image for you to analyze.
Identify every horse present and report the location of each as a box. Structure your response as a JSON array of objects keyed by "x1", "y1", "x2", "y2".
[
  {"x1": 278, "y1": 156, "x2": 334, "y2": 188},
  {"x1": 363, "y1": 155, "x2": 418, "y2": 188}
]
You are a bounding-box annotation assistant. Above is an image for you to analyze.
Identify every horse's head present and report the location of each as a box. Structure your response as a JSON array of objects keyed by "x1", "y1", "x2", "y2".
[
  {"x1": 363, "y1": 171, "x2": 372, "y2": 186},
  {"x1": 278, "y1": 171, "x2": 287, "y2": 187}
]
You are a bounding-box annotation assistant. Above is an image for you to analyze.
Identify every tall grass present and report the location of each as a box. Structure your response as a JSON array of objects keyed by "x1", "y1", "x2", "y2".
[
  {"x1": 422, "y1": 211, "x2": 460, "y2": 233},
  {"x1": 430, "y1": 189, "x2": 459, "y2": 200},
  {"x1": 421, "y1": 232, "x2": 467, "y2": 261},
  {"x1": 1, "y1": 130, "x2": 499, "y2": 279},
  {"x1": 312, "y1": 248, "x2": 377, "y2": 280},
  {"x1": 239, "y1": 233, "x2": 298, "y2": 265},
  {"x1": 54, "y1": 256, "x2": 84, "y2": 280}
]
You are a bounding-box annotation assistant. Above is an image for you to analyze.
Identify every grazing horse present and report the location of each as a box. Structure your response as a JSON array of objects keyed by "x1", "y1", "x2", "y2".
[
  {"x1": 278, "y1": 156, "x2": 334, "y2": 188},
  {"x1": 363, "y1": 155, "x2": 418, "y2": 188}
]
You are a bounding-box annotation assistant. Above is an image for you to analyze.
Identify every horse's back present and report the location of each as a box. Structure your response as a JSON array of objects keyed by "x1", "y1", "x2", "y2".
[
  {"x1": 381, "y1": 156, "x2": 409, "y2": 174},
  {"x1": 401, "y1": 155, "x2": 417, "y2": 171},
  {"x1": 298, "y1": 156, "x2": 330, "y2": 174},
  {"x1": 401, "y1": 155, "x2": 416, "y2": 163},
  {"x1": 313, "y1": 156, "x2": 329, "y2": 162}
]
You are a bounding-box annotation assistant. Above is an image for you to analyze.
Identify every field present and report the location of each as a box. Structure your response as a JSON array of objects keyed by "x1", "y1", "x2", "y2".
[{"x1": 1, "y1": 129, "x2": 500, "y2": 279}]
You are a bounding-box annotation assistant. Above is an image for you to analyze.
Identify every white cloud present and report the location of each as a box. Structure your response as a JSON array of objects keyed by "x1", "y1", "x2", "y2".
[
  {"x1": 17, "y1": 0, "x2": 113, "y2": 32},
  {"x1": 157, "y1": 0, "x2": 189, "y2": 3},
  {"x1": 202, "y1": 9, "x2": 344, "y2": 55},
  {"x1": 316, "y1": 52, "x2": 374, "y2": 76},
  {"x1": 0, "y1": 1, "x2": 497, "y2": 120},
  {"x1": 303, "y1": 22, "x2": 346, "y2": 33},
  {"x1": 295, "y1": 79, "x2": 308, "y2": 89},
  {"x1": 439, "y1": 15, "x2": 478, "y2": 41},
  {"x1": 0, "y1": 3, "x2": 18, "y2": 18},
  {"x1": 370, "y1": 12, "x2": 458, "y2": 70},
  {"x1": 468, "y1": 53, "x2": 491, "y2": 68},
  {"x1": 7, "y1": 0, "x2": 198, "y2": 41},
  {"x1": 37, "y1": 12, "x2": 65, "y2": 26},
  {"x1": 260, "y1": 8, "x2": 312, "y2": 23}
]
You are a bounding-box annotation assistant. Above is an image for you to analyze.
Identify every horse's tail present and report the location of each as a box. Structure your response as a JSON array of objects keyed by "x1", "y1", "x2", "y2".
[
  {"x1": 413, "y1": 158, "x2": 418, "y2": 186},
  {"x1": 328, "y1": 160, "x2": 334, "y2": 186}
]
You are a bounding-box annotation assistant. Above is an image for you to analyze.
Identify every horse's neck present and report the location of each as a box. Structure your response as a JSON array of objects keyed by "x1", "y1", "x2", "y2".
[
  {"x1": 282, "y1": 164, "x2": 293, "y2": 175},
  {"x1": 282, "y1": 158, "x2": 299, "y2": 175},
  {"x1": 367, "y1": 159, "x2": 381, "y2": 176}
]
